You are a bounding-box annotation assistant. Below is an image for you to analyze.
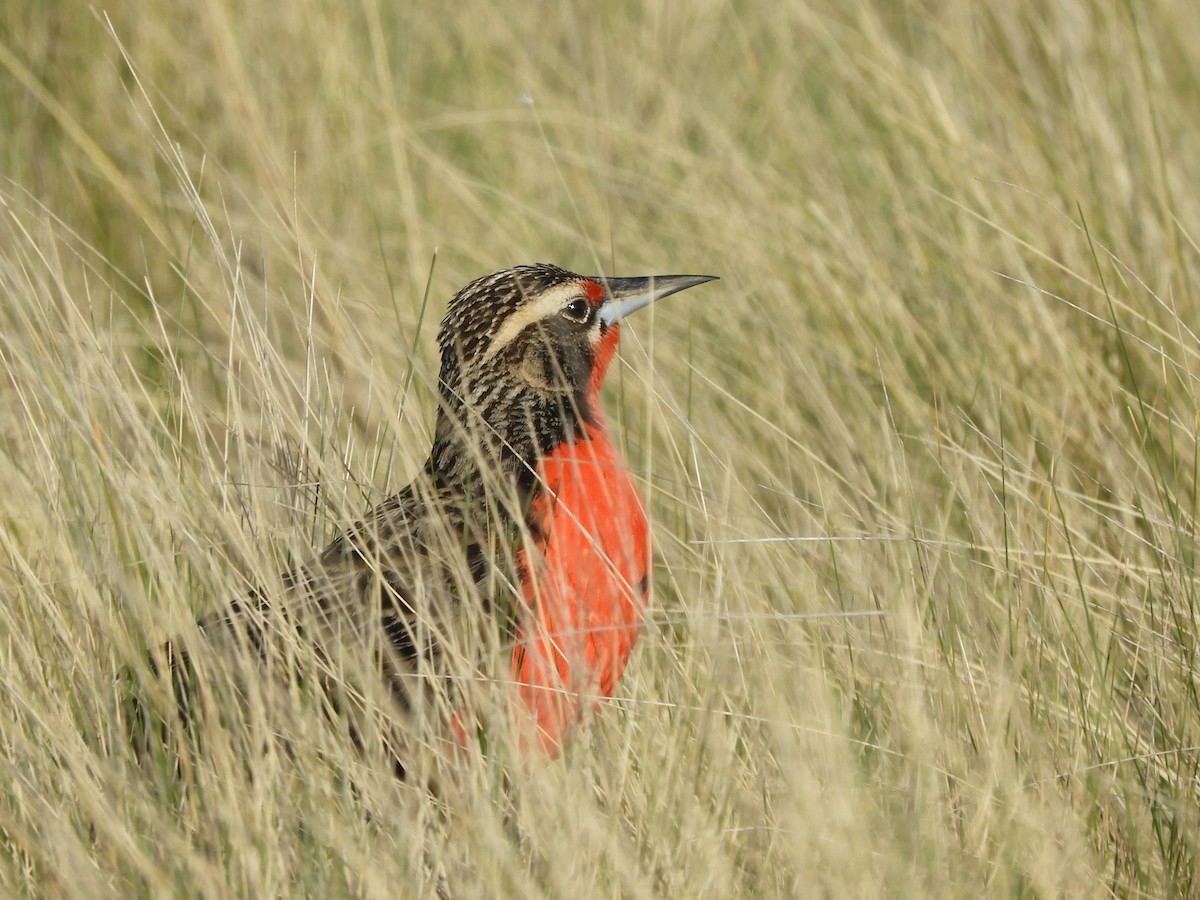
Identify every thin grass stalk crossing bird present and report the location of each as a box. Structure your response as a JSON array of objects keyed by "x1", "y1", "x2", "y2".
[{"x1": 144, "y1": 264, "x2": 717, "y2": 779}]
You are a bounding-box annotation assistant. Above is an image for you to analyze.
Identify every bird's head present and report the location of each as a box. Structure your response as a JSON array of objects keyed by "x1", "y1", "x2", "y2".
[{"x1": 430, "y1": 263, "x2": 716, "y2": 481}]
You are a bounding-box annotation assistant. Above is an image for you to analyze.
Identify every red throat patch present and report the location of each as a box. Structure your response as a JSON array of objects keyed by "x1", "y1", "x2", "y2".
[{"x1": 588, "y1": 325, "x2": 621, "y2": 404}]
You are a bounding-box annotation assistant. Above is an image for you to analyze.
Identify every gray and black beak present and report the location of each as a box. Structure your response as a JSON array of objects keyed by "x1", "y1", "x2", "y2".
[{"x1": 592, "y1": 274, "x2": 719, "y2": 327}]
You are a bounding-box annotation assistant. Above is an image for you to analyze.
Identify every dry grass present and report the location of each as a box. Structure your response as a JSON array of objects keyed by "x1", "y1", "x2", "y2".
[{"x1": 2, "y1": 1, "x2": 1200, "y2": 896}]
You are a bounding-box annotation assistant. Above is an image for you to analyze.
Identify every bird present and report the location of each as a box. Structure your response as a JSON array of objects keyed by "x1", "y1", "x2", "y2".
[{"x1": 143, "y1": 263, "x2": 717, "y2": 780}]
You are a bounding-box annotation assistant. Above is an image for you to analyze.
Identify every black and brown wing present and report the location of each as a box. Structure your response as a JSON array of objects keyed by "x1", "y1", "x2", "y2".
[{"x1": 131, "y1": 481, "x2": 521, "y2": 779}]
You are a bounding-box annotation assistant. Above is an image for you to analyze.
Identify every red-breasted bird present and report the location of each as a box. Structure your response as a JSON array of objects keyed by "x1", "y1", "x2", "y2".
[{"x1": 149, "y1": 264, "x2": 716, "y2": 777}]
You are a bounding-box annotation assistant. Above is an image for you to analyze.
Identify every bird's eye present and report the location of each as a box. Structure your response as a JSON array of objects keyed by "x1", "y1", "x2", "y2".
[{"x1": 561, "y1": 298, "x2": 591, "y2": 324}]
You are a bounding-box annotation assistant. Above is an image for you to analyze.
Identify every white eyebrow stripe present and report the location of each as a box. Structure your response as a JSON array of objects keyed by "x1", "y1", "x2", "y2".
[{"x1": 482, "y1": 282, "x2": 585, "y2": 361}]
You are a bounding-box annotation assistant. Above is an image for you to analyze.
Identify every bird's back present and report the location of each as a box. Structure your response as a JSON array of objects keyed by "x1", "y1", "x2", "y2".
[{"x1": 168, "y1": 476, "x2": 527, "y2": 778}]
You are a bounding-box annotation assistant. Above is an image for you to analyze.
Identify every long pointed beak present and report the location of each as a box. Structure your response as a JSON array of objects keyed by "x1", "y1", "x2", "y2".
[{"x1": 592, "y1": 274, "x2": 719, "y2": 327}]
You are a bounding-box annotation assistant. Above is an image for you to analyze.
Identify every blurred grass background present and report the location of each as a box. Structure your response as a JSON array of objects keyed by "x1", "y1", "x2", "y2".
[{"x1": 2, "y1": 0, "x2": 1199, "y2": 896}]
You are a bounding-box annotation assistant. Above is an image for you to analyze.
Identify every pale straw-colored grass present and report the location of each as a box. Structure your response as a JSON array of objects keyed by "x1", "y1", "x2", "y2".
[{"x1": 2, "y1": 2, "x2": 1199, "y2": 896}]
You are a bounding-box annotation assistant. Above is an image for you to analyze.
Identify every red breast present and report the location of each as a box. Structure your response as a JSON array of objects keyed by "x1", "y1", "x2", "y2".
[{"x1": 512, "y1": 322, "x2": 650, "y2": 757}]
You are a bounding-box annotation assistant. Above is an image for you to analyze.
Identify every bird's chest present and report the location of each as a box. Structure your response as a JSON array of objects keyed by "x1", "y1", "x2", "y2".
[{"x1": 517, "y1": 428, "x2": 651, "y2": 697}]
